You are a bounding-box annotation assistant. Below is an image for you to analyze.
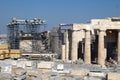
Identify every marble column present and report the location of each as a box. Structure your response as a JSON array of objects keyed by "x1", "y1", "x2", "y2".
[
  {"x1": 84, "y1": 30, "x2": 91, "y2": 64},
  {"x1": 71, "y1": 31, "x2": 78, "y2": 61},
  {"x1": 62, "y1": 45, "x2": 65, "y2": 60},
  {"x1": 98, "y1": 30, "x2": 106, "y2": 66},
  {"x1": 118, "y1": 30, "x2": 120, "y2": 64},
  {"x1": 65, "y1": 30, "x2": 69, "y2": 60}
]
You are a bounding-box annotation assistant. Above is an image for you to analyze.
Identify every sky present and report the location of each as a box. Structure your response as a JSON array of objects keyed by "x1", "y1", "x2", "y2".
[{"x1": 0, "y1": 0, "x2": 120, "y2": 33}]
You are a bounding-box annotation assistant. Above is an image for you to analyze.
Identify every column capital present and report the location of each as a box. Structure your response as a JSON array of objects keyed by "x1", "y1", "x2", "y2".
[
  {"x1": 99, "y1": 25, "x2": 107, "y2": 31},
  {"x1": 98, "y1": 29, "x2": 106, "y2": 36},
  {"x1": 85, "y1": 24, "x2": 91, "y2": 31}
]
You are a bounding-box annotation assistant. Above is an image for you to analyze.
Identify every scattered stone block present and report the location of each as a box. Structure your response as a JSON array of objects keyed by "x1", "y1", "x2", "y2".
[
  {"x1": 107, "y1": 72, "x2": 120, "y2": 80},
  {"x1": 52, "y1": 69, "x2": 70, "y2": 75},
  {"x1": 13, "y1": 67, "x2": 27, "y2": 80},
  {"x1": 57, "y1": 64, "x2": 64, "y2": 71},
  {"x1": 41, "y1": 74, "x2": 49, "y2": 80},
  {"x1": 25, "y1": 61, "x2": 33, "y2": 67},
  {"x1": 27, "y1": 69, "x2": 42, "y2": 77},
  {"x1": 89, "y1": 72, "x2": 106, "y2": 78},
  {"x1": 37, "y1": 61, "x2": 54, "y2": 69},
  {"x1": 0, "y1": 73, "x2": 13, "y2": 80},
  {"x1": 14, "y1": 67, "x2": 26, "y2": 76},
  {"x1": 0, "y1": 65, "x2": 12, "y2": 74},
  {"x1": 41, "y1": 69, "x2": 52, "y2": 74},
  {"x1": 16, "y1": 61, "x2": 26, "y2": 69},
  {"x1": 70, "y1": 69, "x2": 89, "y2": 76},
  {"x1": 14, "y1": 74, "x2": 26, "y2": 80}
]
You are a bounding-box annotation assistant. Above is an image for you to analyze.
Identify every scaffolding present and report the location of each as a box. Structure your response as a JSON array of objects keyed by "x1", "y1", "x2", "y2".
[
  {"x1": 7, "y1": 18, "x2": 47, "y2": 53},
  {"x1": 7, "y1": 18, "x2": 19, "y2": 49}
]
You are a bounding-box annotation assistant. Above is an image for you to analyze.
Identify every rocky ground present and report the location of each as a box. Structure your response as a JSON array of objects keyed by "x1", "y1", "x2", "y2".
[{"x1": 0, "y1": 59, "x2": 120, "y2": 80}]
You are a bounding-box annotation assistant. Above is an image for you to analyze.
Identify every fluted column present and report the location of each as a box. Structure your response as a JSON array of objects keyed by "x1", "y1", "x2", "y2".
[
  {"x1": 71, "y1": 31, "x2": 78, "y2": 61},
  {"x1": 98, "y1": 30, "x2": 106, "y2": 66},
  {"x1": 118, "y1": 30, "x2": 120, "y2": 64},
  {"x1": 84, "y1": 30, "x2": 91, "y2": 64},
  {"x1": 65, "y1": 30, "x2": 69, "y2": 60}
]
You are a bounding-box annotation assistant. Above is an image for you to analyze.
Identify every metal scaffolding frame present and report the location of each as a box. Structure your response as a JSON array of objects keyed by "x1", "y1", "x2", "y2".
[
  {"x1": 7, "y1": 21, "x2": 19, "y2": 49},
  {"x1": 7, "y1": 18, "x2": 47, "y2": 53}
]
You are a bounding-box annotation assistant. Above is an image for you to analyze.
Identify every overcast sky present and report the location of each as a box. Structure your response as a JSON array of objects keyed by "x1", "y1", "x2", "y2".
[{"x1": 0, "y1": 0, "x2": 120, "y2": 33}]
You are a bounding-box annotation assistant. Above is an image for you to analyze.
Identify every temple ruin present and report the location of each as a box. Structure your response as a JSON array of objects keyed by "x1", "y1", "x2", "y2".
[{"x1": 51, "y1": 17, "x2": 120, "y2": 67}]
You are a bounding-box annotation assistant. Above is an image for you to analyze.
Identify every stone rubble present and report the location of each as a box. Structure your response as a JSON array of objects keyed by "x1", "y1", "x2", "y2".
[{"x1": 0, "y1": 59, "x2": 120, "y2": 80}]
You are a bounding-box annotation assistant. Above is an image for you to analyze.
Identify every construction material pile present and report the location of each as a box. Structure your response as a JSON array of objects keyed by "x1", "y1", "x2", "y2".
[{"x1": 0, "y1": 44, "x2": 21, "y2": 60}]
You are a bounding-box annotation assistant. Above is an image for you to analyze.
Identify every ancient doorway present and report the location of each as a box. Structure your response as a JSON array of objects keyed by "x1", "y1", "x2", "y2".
[{"x1": 105, "y1": 30, "x2": 118, "y2": 61}]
